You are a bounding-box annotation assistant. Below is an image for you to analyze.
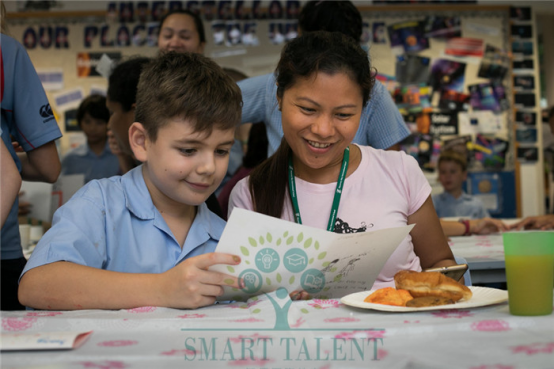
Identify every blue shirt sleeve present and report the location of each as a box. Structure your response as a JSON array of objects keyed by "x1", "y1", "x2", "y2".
[
  {"x1": 2, "y1": 35, "x2": 62, "y2": 152},
  {"x1": 354, "y1": 80, "x2": 410, "y2": 150},
  {"x1": 238, "y1": 73, "x2": 272, "y2": 124}
]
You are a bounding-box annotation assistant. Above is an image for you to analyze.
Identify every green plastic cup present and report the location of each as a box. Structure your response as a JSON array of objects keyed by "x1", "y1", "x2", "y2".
[{"x1": 503, "y1": 231, "x2": 554, "y2": 316}]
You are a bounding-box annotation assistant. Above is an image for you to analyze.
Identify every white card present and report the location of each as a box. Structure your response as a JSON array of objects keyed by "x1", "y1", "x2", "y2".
[
  {"x1": 0, "y1": 331, "x2": 92, "y2": 351},
  {"x1": 211, "y1": 208, "x2": 414, "y2": 301}
]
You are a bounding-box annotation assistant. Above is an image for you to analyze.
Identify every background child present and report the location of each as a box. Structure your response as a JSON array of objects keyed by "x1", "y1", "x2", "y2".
[
  {"x1": 61, "y1": 94, "x2": 120, "y2": 183},
  {"x1": 18, "y1": 52, "x2": 243, "y2": 310},
  {"x1": 433, "y1": 150, "x2": 490, "y2": 219}
]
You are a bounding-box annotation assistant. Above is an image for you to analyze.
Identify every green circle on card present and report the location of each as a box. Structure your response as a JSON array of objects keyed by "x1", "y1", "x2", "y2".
[
  {"x1": 239, "y1": 269, "x2": 263, "y2": 294},
  {"x1": 283, "y1": 248, "x2": 308, "y2": 273},
  {"x1": 255, "y1": 248, "x2": 280, "y2": 273},
  {"x1": 301, "y1": 269, "x2": 325, "y2": 294}
]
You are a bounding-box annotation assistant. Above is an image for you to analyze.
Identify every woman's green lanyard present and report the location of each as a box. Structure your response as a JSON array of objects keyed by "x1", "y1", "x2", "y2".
[{"x1": 287, "y1": 147, "x2": 349, "y2": 232}]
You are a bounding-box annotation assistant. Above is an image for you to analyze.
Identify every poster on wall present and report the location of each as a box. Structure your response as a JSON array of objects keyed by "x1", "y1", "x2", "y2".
[
  {"x1": 513, "y1": 75, "x2": 535, "y2": 90},
  {"x1": 445, "y1": 37, "x2": 484, "y2": 57},
  {"x1": 516, "y1": 128, "x2": 537, "y2": 143},
  {"x1": 515, "y1": 111, "x2": 536, "y2": 126},
  {"x1": 36, "y1": 68, "x2": 64, "y2": 91},
  {"x1": 395, "y1": 54, "x2": 430, "y2": 85},
  {"x1": 517, "y1": 146, "x2": 538, "y2": 162},
  {"x1": 478, "y1": 44, "x2": 509, "y2": 80},
  {"x1": 429, "y1": 59, "x2": 466, "y2": 93},
  {"x1": 423, "y1": 16, "x2": 461, "y2": 39},
  {"x1": 468, "y1": 172, "x2": 500, "y2": 213},
  {"x1": 387, "y1": 20, "x2": 429, "y2": 53},
  {"x1": 510, "y1": 7, "x2": 532, "y2": 21},
  {"x1": 77, "y1": 52, "x2": 121, "y2": 77},
  {"x1": 64, "y1": 109, "x2": 79, "y2": 132}
]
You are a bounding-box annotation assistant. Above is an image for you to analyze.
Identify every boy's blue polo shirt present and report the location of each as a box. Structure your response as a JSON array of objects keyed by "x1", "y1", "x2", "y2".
[
  {"x1": 432, "y1": 191, "x2": 490, "y2": 219},
  {"x1": 21, "y1": 165, "x2": 226, "y2": 278}
]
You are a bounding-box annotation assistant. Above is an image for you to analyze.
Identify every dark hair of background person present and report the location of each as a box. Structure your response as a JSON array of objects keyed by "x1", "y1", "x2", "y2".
[
  {"x1": 298, "y1": 0, "x2": 362, "y2": 43},
  {"x1": 242, "y1": 123, "x2": 268, "y2": 169},
  {"x1": 77, "y1": 94, "x2": 110, "y2": 127},
  {"x1": 134, "y1": 51, "x2": 242, "y2": 142},
  {"x1": 158, "y1": 9, "x2": 206, "y2": 44},
  {"x1": 248, "y1": 31, "x2": 374, "y2": 219},
  {"x1": 107, "y1": 56, "x2": 151, "y2": 111}
]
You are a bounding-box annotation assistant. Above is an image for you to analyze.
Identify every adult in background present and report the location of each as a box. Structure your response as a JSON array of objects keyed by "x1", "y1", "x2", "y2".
[
  {"x1": 1, "y1": 3, "x2": 62, "y2": 310},
  {"x1": 238, "y1": 0, "x2": 410, "y2": 156}
]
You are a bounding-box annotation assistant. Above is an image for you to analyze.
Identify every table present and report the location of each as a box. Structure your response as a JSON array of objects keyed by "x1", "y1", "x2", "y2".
[
  {"x1": 450, "y1": 234, "x2": 506, "y2": 285},
  {"x1": 2, "y1": 290, "x2": 553, "y2": 369}
]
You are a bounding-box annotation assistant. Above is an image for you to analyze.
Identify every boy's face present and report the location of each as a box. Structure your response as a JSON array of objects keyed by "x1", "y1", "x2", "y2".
[
  {"x1": 106, "y1": 98, "x2": 135, "y2": 155},
  {"x1": 81, "y1": 113, "x2": 108, "y2": 145},
  {"x1": 139, "y1": 118, "x2": 235, "y2": 209},
  {"x1": 438, "y1": 160, "x2": 467, "y2": 193}
]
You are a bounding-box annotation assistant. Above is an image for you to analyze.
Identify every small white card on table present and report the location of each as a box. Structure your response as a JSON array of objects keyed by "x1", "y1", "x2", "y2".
[{"x1": 0, "y1": 331, "x2": 92, "y2": 351}]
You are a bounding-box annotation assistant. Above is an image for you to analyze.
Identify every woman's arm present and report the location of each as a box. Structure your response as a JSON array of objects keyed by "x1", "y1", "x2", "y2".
[
  {"x1": 19, "y1": 253, "x2": 242, "y2": 310},
  {"x1": 408, "y1": 196, "x2": 457, "y2": 269}
]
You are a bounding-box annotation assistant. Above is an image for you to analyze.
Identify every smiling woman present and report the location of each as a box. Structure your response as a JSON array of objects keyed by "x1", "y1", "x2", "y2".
[
  {"x1": 229, "y1": 31, "x2": 461, "y2": 292},
  {"x1": 157, "y1": 10, "x2": 206, "y2": 54}
]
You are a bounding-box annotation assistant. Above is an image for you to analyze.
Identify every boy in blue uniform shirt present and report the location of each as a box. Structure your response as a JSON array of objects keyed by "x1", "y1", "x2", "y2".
[
  {"x1": 19, "y1": 52, "x2": 244, "y2": 310},
  {"x1": 61, "y1": 94, "x2": 120, "y2": 183},
  {"x1": 432, "y1": 150, "x2": 490, "y2": 219}
]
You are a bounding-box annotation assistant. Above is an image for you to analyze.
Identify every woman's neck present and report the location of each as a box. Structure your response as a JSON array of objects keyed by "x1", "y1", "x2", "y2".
[{"x1": 293, "y1": 144, "x2": 361, "y2": 184}]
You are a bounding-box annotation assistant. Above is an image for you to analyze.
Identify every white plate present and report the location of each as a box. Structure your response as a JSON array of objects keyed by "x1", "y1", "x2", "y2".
[{"x1": 340, "y1": 286, "x2": 508, "y2": 312}]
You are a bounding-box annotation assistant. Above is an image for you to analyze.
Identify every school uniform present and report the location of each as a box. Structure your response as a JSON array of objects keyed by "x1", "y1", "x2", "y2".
[
  {"x1": 21, "y1": 165, "x2": 225, "y2": 279},
  {"x1": 432, "y1": 191, "x2": 490, "y2": 219},
  {"x1": 1, "y1": 34, "x2": 62, "y2": 310},
  {"x1": 61, "y1": 141, "x2": 120, "y2": 183}
]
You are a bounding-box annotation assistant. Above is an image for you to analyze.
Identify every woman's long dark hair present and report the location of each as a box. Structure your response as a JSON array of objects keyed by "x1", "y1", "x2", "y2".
[{"x1": 248, "y1": 31, "x2": 375, "y2": 218}]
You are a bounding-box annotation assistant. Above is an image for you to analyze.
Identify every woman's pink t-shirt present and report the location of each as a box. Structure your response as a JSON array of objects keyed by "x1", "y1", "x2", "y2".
[{"x1": 228, "y1": 145, "x2": 431, "y2": 289}]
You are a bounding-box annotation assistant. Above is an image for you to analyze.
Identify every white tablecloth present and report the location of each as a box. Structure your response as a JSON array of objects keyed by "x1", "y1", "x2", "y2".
[
  {"x1": 2, "y1": 290, "x2": 553, "y2": 369},
  {"x1": 450, "y1": 234, "x2": 506, "y2": 284}
]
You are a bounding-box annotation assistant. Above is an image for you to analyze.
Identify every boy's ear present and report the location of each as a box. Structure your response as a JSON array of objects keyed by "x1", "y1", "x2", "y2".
[{"x1": 129, "y1": 122, "x2": 148, "y2": 163}]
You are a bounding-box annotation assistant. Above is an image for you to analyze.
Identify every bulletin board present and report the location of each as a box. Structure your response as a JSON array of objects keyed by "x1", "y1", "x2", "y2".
[
  {"x1": 358, "y1": 5, "x2": 522, "y2": 218},
  {"x1": 359, "y1": 5, "x2": 514, "y2": 173}
]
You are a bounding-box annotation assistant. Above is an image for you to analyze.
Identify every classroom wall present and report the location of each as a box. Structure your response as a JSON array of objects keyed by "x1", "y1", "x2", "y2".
[{"x1": 5, "y1": 0, "x2": 554, "y2": 217}]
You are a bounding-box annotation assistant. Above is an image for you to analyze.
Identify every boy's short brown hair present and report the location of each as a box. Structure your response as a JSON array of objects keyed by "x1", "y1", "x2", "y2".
[
  {"x1": 134, "y1": 51, "x2": 242, "y2": 141},
  {"x1": 438, "y1": 150, "x2": 467, "y2": 172}
]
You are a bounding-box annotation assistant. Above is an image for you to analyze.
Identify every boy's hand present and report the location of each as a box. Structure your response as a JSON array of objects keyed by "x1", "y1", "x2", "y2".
[
  {"x1": 470, "y1": 217, "x2": 508, "y2": 235},
  {"x1": 159, "y1": 252, "x2": 243, "y2": 309}
]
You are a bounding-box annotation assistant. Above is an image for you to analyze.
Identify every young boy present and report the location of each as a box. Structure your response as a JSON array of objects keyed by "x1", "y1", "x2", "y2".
[
  {"x1": 106, "y1": 56, "x2": 224, "y2": 218},
  {"x1": 61, "y1": 94, "x2": 120, "y2": 184},
  {"x1": 18, "y1": 52, "x2": 243, "y2": 310},
  {"x1": 432, "y1": 150, "x2": 490, "y2": 219}
]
